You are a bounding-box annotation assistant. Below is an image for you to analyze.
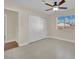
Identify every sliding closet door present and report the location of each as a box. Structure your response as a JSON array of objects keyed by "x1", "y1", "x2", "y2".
[{"x1": 28, "y1": 15, "x2": 47, "y2": 42}]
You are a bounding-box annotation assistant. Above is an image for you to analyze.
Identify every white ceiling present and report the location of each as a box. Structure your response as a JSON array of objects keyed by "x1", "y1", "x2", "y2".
[{"x1": 5, "y1": 0, "x2": 75, "y2": 14}]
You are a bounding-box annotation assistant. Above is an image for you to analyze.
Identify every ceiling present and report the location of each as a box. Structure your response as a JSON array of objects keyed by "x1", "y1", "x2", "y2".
[{"x1": 5, "y1": 0, "x2": 75, "y2": 14}]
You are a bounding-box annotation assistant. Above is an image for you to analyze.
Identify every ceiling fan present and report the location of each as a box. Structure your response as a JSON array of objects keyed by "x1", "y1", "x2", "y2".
[{"x1": 42, "y1": 0, "x2": 67, "y2": 11}]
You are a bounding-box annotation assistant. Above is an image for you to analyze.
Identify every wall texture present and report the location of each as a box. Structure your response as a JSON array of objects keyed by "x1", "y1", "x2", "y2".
[
  {"x1": 4, "y1": 5, "x2": 49, "y2": 46},
  {"x1": 47, "y1": 10, "x2": 75, "y2": 42},
  {"x1": 4, "y1": 5, "x2": 75, "y2": 46},
  {"x1": 18, "y1": 8, "x2": 49, "y2": 46}
]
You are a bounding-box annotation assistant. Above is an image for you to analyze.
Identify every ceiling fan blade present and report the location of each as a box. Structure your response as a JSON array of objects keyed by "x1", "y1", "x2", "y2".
[
  {"x1": 45, "y1": 8, "x2": 53, "y2": 11},
  {"x1": 42, "y1": 0, "x2": 55, "y2": 7},
  {"x1": 58, "y1": 0, "x2": 65, "y2": 6},
  {"x1": 45, "y1": 3, "x2": 53, "y2": 7},
  {"x1": 59, "y1": 7, "x2": 67, "y2": 9}
]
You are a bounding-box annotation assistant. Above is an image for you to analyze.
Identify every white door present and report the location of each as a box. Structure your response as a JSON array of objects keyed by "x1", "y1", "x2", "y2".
[{"x1": 28, "y1": 15, "x2": 47, "y2": 42}]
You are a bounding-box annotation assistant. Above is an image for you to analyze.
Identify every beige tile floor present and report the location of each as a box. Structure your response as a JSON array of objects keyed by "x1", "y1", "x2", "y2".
[{"x1": 5, "y1": 38, "x2": 75, "y2": 59}]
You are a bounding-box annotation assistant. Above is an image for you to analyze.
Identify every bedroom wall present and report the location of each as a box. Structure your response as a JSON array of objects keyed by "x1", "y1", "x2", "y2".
[
  {"x1": 47, "y1": 10, "x2": 75, "y2": 43},
  {"x1": 18, "y1": 9, "x2": 48, "y2": 46},
  {"x1": 5, "y1": 5, "x2": 75, "y2": 46},
  {"x1": 4, "y1": 5, "x2": 49, "y2": 46}
]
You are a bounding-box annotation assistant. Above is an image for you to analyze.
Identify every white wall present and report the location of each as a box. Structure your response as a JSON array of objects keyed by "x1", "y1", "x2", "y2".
[
  {"x1": 18, "y1": 9, "x2": 49, "y2": 46},
  {"x1": 4, "y1": 5, "x2": 49, "y2": 46},
  {"x1": 47, "y1": 10, "x2": 75, "y2": 43},
  {"x1": 5, "y1": 5, "x2": 75, "y2": 46}
]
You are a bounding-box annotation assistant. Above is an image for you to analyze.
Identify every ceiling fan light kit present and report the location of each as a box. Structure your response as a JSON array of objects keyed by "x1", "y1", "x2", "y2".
[{"x1": 53, "y1": 6, "x2": 59, "y2": 11}]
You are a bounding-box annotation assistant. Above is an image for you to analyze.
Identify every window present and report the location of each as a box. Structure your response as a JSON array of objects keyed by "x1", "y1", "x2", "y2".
[{"x1": 56, "y1": 15, "x2": 75, "y2": 30}]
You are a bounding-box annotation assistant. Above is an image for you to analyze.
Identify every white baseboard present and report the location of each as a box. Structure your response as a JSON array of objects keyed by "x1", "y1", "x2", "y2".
[
  {"x1": 18, "y1": 42, "x2": 30, "y2": 47},
  {"x1": 46, "y1": 36, "x2": 75, "y2": 43},
  {"x1": 18, "y1": 38, "x2": 45, "y2": 46},
  {"x1": 18, "y1": 36, "x2": 75, "y2": 47}
]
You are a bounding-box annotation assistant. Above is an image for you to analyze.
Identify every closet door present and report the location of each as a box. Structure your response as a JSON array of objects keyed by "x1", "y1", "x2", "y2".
[
  {"x1": 4, "y1": 9, "x2": 18, "y2": 43},
  {"x1": 28, "y1": 15, "x2": 47, "y2": 42}
]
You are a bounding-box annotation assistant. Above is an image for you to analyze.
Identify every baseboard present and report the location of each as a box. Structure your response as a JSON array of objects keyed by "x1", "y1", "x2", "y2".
[
  {"x1": 46, "y1": 36, "x2": 75, "y2": 43},
  {"x1": 18, "y1": 36, "x2": 75, "y2": 46},
  {"x1": 18, "y1": 38, "x2": 45, "y2": 46},
  {"x1": 18, "y1": 42, "x2": 29, "y2": 47}
]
